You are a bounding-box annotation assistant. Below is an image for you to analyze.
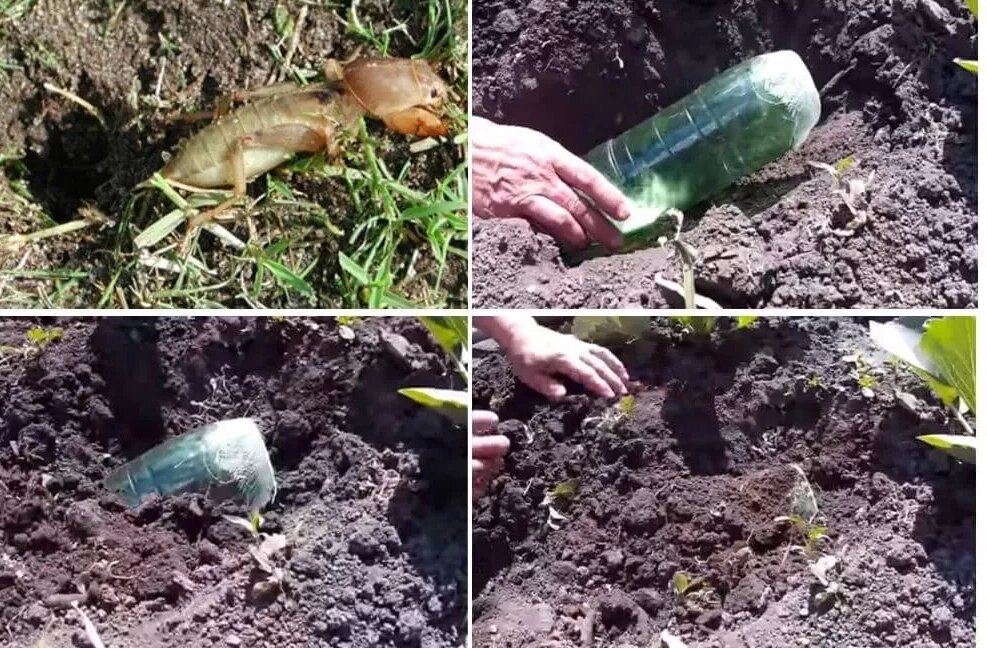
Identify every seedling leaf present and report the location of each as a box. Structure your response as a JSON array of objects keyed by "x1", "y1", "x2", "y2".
[
  {"x1": 917, "y1": 434, "x2": 976, "y2": 464},
  {"x1": 397, "y1": 387, "x2": 468, "y2": 425},
  {"x1": 919, "y1": 317, "x2": 976, "y2": 415},
  {"x1": 618, "y1": 395, "x2": 636, "y2": 415},
  {"x1": 549, "y1": 480, "x2": 579, "y2": 501},
  {"x1": 834, "y1": 155, "x2": 856, "y2": 176},
  {"x1": 734, "y1": 316, "x2": 759, "y2": 330},
  {"x1": 26, "y1": 327, "x2": 63, "y2": 347}
]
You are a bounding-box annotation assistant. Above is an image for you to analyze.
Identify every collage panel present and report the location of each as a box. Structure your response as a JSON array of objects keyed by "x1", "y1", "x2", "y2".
[
  {"x1": 471, "y1": 315, "x2": 976, "y2": 647},
  {"x1": 470, "y1": 2, "x2": 977, "y2": 309},
  {"x1": 0, "y1": 315, "x2": 468, "y2": 647},
  {"x1": 0, "y1": 1, "x2": 467, "y2": 310}
]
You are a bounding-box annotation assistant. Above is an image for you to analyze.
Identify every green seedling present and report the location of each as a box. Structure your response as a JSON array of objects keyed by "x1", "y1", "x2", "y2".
[
  {"x1": 223, "y1": 511, "x2": 265, "y2": 538},
  {"x1": 869, "y1": 317, "x2": 976, "y2": 464},
  {"x1": 26, "y1": 326, "x2": 63, "y2": 348},
  {"x1": 583, "y1": 396, "x2": 635, "y2": 432},
  {"x1": 335, "y1": 315, "x2": 364, "y2": 327},
  {"x1": 0, "y1": 326, "x2": 65, "y2": 359},
  {"x1": 734, "y1": 316, "x2": 759, "y2": 330},
  {"x1": 808, "y1": 156, "x2": 875, "y2": 236},
  {"x1": 841, "y1": 352, "x2": 879, "y2": 398},
  {"x1": 776, "y1": 464, "x2": 830, "y2": 560},
  {"x1": 540, "y1": 480, "x2": 578, "y2": 530},
  {"x1": 806, "y1": 373, "x2": 825, "y2": 390},
  {"x1": 671, "y1": 571, "x2": 706, "y2": 600}
]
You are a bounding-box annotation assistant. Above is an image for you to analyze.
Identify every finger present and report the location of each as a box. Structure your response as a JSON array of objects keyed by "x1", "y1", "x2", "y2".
[
  {"x1": 473, "y1": 410, "x2": 499, "y2": 434},
  {"x1": 552, "y1": 152, "x2": 632, "y2": 222},
  {"x1": 581, "y1": 351, "x2": 627, "y2": 397},
  {"x1": 518, "y1": 370, "x2": 567, "y2": 401},
  {"x1": 545, "y1": 181, "x2": 624, "y2": 250},
  {"x1": 589, "y1": 345, "x2": 630, "y2": 384},
  {"x1": 473, "y1": 435, "x2": 510, "y2": 460},
  {"x1": 519, "y1": 195, "x2": 589, "y2": 249},
  {"x1": 557, "y1": 356, "x2": 615, "y2": 399}
]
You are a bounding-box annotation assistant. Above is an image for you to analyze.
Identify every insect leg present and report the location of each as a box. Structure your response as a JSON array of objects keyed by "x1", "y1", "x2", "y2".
[{"x1": 380, "y1": 107, "x2": 448, "y2": 138}]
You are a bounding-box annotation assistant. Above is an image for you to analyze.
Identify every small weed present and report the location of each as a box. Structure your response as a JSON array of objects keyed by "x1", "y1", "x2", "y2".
[{"x1": 26, "y1": 326, "x2": 63, "y2": 348}]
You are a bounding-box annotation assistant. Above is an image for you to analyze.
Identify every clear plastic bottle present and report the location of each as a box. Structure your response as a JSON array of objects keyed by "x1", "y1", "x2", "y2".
[
  {"x1": 104, "y1": 418, "x2": 277, "y2": 511},
  {"x1": 574, "y1": 50, "x2": 821, "y2": 260}
]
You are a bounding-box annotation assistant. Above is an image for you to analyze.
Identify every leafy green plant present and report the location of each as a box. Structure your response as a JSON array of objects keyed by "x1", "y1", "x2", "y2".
[
  {"x1": 869, "y1": 317, "x2": 975, "y2": 463},
  {"x1": 671, "y1": 571, "x2": 706, "y2": 600},
  {"x1": 583, "y1": 395, "x2": 635, "y2": 432}
]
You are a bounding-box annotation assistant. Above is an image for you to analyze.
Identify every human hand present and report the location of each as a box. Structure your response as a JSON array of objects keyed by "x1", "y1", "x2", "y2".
[
  {"x1": 500, "y1": 319, "x2": 630, "y2": 401},
  {"x1": 471, "y1": 116, "x2": 632, "y2": 250},
  {"x1": 472, "y1": 410, "x2": 509, "y2": 501}
]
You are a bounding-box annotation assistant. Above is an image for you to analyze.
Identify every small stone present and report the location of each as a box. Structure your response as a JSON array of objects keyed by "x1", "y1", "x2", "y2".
[{"x1": 224, "y1": 634, "x2": 242, "y2": 646}]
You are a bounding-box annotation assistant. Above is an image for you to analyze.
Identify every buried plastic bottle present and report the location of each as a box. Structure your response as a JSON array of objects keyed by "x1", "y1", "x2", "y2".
[
  {"x1": 104, "y1": 418, "x2": 277, "y2": 512},
  {"x1": 573, "y1": 50, "x2": 821, "y2": 261}
]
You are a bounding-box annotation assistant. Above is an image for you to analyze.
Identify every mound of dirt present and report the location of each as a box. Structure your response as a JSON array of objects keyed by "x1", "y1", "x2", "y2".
[
  {"x1": 0, "y1": 316, "x2": 466, "y2": 647},
  {"x1": 472, "y1": 0, "x2": 977, "y2": 308},
  {"x1": 472, "y1": 317, "x2": 975, "y2": 647}
]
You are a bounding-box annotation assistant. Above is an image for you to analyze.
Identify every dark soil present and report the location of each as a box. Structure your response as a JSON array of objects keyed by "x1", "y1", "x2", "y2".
[
  {"x1": 472, "y1": 317, "x2": 975, "y2": 647},
  {"x1": 0, "y1": 0, "x2": 466, "y2": 308},
  {"x1": 0, "y1": 316, "x2": 467, "y2": 647},
  {"x1": 471, "y1": 0, "x2": 977, "y2": 308}
]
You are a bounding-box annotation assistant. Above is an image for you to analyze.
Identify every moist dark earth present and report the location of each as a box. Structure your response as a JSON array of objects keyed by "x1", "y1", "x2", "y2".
[
  {"x1": 472, "y1": 0, "x2": 977, "y2": 308},
  {"x1": 472, "y1": 317, "x2": 975, "y2": 647},
  {"x1": 0, "y1": 0, "x2": 466, "y2": 308},
  {"x1": 0, "y1": 316, "x2": 467, "y2": 647}
]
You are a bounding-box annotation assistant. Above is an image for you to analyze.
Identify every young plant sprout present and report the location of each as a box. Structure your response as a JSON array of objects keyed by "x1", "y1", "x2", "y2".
[
  {"x1": 775, "y1": 465, "x2": 830, "y2": 562},
  {"x1": 841, "y1": 352, "x2": 881, "y2": 398},
  {"x1": 540, "y1": 480, "x2": 578, "y2": 530},
  {"x1": 808, "y1": 156, "x2": 876, "y2": 236},
  {"x1": 582, "y1": 395, "x2": 636, "y2": 432}
]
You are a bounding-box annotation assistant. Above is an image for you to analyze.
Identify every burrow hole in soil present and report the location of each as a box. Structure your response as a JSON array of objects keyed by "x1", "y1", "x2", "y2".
[{"x1": 23, "y1": 113, "x2": 111, "y2": 223}]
